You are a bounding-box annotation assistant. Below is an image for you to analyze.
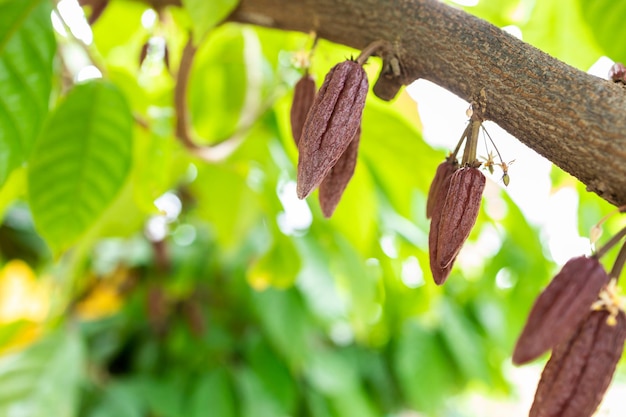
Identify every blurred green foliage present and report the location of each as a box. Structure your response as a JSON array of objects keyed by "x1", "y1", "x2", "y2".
[{"x1": 0, "y1": 0, "x2": 623, "y2": 416}]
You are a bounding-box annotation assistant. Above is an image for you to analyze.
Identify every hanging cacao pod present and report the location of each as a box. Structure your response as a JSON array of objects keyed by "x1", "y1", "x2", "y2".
[
  {"x1": 318, "y1": 127, "x2": 360, "y2": 218},
  {"x1": 435, "y1": 167, "x2": 485, "y2": 269},
  {"x1": 513, "y1": 256, "x2": 609, "y2": 365},
  {"x1": 296, "y1": 60, "x2": 368, "y2": 199}
]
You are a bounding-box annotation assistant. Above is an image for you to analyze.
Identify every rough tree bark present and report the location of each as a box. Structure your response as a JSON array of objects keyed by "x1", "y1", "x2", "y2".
[{"x1": 159, "y1": 0, "x2": 626, "y2": 206}]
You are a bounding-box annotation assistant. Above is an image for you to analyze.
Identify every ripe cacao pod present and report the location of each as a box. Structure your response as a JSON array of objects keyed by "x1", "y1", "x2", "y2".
[
  {"x1": 426, "y1": 158, "x2": 458, "y2": 219},
  {"x1": 428, "y1": 159, "x2": 459, "y2": 284},
  {"x1": 529, "y1": 310, "x2": 626, "y2": 417},
  {"x1": 435, "y1": 167, "x2": 485, "y2": 269},
  {"x1": 318, "y1": 127, "x2": 360, "y2": 218},
  {"x1": 290, "y1": 73, "x2": 316, "y2": 145},
  {"x1": 513, "y1": 256, "x2": 609, "y2": 365},
  {"x1": 296, "y1": 60, "x2": 368, "y2": 199}
]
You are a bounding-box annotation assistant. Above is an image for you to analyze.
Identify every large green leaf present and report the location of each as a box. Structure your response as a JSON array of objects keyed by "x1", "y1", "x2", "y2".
[
  {"x1": 0, "y1": 330, "x2": 84, "y2": 417},
  {"x1": 235, "y1": 367, "x2": 285, "y2": 417},
  {"x1": 248, "y1": 233, "x2": 301, "y2": 289},
  {"x1": 245, "y1": 336, "x2": 297, "y2": 414},
  {"x1": 437, "y1": 299, "x2": 491, "y2": 384},
  {"x1": 393, "y1": 322, "x2": 458, "y2": 414},
  {"x1": 579, "y1": 0, "x2": 626, "y2": 62},
  {"x1": 0, "y1": 0, "x2": 55, "y2": 186},
  {"x1": 191, "y1": 163, "x2": 263, "y2": 249},
  {"x1": 253, "y1": 288, "x2": 312, "y2": 367},
  {"x1": 360, "y1": 100, "x2": 439, "y2": 218},
  {"x1": 182, "y1": 0, "x2": 239, "y2": 42},
  {"x1": 189, "y1": 25, "x2": 247, "y2": 141},
  {"x1": 88, "y1": 380, "x2": 145, "y2": 417},
  {"x1": 188, "y1": 370, "x2": 236, "y2": 417},
  {"x1": 28, "y1": 81, "x2": 133, "y2": 252}
]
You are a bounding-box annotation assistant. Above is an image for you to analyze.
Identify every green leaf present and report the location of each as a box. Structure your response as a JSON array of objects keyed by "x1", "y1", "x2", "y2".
[
  {"x1": 438, "y1": 299, "x2": 491, "y2": 384},
  {"x1": 90, "y1": 0, "x2": 146, "y2": 59},
  {"x1": 0, "y1": 166, "x2": 25, "y2": 219},
  {"x1": 235, "y1": 367, "x2": 285, "y2": 417},
  {"x1": 189, "y1": 369, "x2": 236, "y2": 417},
  {"x1": 191, "y1": 164, "x2": 263, "y2": 249},
  {"x1": 189, "y1": 25, "x2": 247, "y2": 141},
  {"x1": 141, "y1": 377, "x2": 185, "y2": 417},
  {"x1": 305, "y1": 348, "x2": 359, "y2": 395},
  {"x1": 328, "y1": 388, "x2": 378, "y2": 417},
  {"x1": 521, "y1": 0, "x2": 602, "y2": 70},
  {"x1": 253, "y1": 288, "x2": 312, "y2": 367},
  {"x1": 458, "y1": 0, "x2": 525, "y2": 28},
  {"x1": 393, "y1": 322, "x2": 458, "y2": 413},
  {"x1": 248, "y1": 233, "x2": 301, "y2": 289},
  {"x1": 182, "y1": 0, "x2": 239, "y2": 42},
  {"x1": 0, "y1": 330, "x2": 84, "y2": 417},
  {"x1": 88, "y1": 380, "x2": 145, "y2": 417},
  {"x1": 246, "y1": 336, "x2": 297, "y2": 413},
  {"x1": 305, "y1": 389, "x2": 336, "y2": 417},
  {"x1": 28, "y1": 81, "x2": 133, "y2": 252},
  {"x1": 322, "y1": 157, "x2": 378, "y2": 254},
  {"x1": 0, "y1": 0, "x2": 55, "y2": 186},
  {"x1": 360, "y1": 100, "x2": 439, "y2": 218},
  {"x1": 579, "y1": 0, "x2": 626, "y2": 62},
  {"x1": 131, "y1": 126, "x2": 175, "y2": 214}
]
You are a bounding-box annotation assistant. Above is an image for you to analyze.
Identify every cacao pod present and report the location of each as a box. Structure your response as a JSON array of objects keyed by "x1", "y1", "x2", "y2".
[
  {"x1": 512, "y1": 256, "x2": 609, "y2": 365},
  {"x1": 529, "y1": 310, "x2": 626, "y2": 417},
  {"x1": 296, "y1": 60, "x2": 368, "y2": 199},
  {"x1": 428, "y1": 160, "x2": 458, "y2": 284},
  {"x1": 426, "y1": 158, "x2": 458, "y2": 219},
  {"x1": 290, "y1": 73, "x2": 316, "y2": 146},
  {"x1": 435, "y1": 167, "x2": 485, "y2": 269},
  {"x1": 318, "y1": 127, "x2": 360, "y2": 218}
]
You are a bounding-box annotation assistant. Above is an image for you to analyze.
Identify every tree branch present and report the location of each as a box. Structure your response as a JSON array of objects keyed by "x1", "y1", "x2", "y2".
[
  {"x1": 150, "y1": 0, "x2": 626, "y2": 205},
  {"x1": 220, "y1": 0, "x2": 626, "y2": 206}
]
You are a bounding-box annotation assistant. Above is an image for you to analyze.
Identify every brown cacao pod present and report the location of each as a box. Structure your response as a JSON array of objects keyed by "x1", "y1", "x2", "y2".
[
  {"x1": 428, "y1": 159, "x2": 458, "y2": 284},
  {"x1": 429, "y1": 216, "x2": 454, "y2": 285},
  {"x1": 426, "y1": 158, "x2": 458, "y2": 219},
  {"x1": 296, "y1": 60, "x2": 368, "y2": 199},
  {"x1": 318, "y1": 127, "x2": 360, "y2": 218},
  {"x1": 435, "y1": 167, "x2": 485, "y2": 269},
  {"x1": 512, "y1": 256, "x2": 609, "y2": 365},
  {"x1": 529, "y1": 310, "x2": 626, "y2": 417},
  {"x1": 290, "y1": 74, "x2": 316, "y2": 146}
]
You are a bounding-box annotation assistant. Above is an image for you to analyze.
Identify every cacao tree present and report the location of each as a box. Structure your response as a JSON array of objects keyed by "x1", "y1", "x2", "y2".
[{"x1": 0, "y1": 0, "x2": 625, "y2": 416}]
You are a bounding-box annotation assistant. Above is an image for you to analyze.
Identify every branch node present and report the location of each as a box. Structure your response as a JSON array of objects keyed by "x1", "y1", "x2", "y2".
[{"x1": 373, "y1": 51, "x2": 405, "y2": 101}]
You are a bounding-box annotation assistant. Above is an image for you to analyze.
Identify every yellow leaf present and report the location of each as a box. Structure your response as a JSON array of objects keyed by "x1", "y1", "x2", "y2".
[
  {"x1": 0, "y1": 260, "x2": 49, "y2": 323},
  {"x1": 75, "y1": 283, "x2": 123, "y2": 320}
]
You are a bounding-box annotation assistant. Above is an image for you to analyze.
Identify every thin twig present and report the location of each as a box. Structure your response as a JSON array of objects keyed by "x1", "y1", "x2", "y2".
[
  {"x1": 174, "y1": 34, "x2": 284, "y2": 162},
  {"x1": 451, "y1": 123, "x2": 470, "y2": 160},
  {"x1": 610, "y1": 240, "x2": 626, "y2": 281},
  {"x1": 595, "y1": 226, "x2": 626, "y2": 259},
  {"x1": 356, "y1": 40, "x2": 389, "y2": 65}
]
